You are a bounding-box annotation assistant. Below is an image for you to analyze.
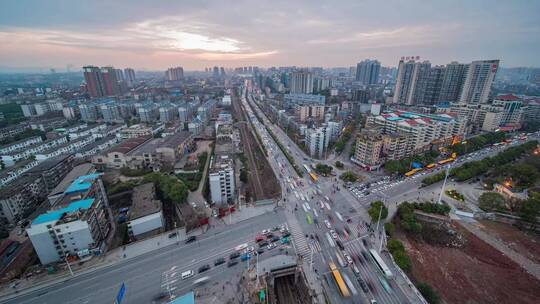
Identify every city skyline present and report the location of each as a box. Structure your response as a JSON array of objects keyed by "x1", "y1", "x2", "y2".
[{"x1": 1, "y1": 0, "x2": 540, "y2": 72}]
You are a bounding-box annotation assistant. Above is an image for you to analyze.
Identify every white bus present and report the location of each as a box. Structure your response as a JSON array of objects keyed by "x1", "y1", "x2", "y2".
[{"x1": 369, "y1": 249, "x2": 393, "y2": 278}]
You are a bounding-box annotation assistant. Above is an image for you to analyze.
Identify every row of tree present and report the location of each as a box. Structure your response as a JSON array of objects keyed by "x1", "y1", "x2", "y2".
[
  {"x1": 422, "y1": 140, "x2": 539, "y2": 186},
  {"x1": 450, "y1": 131, "x2": 507, "y2": 156},
  {"x1": 384, "y1": 150, "x2": 440, "y2": 175}
]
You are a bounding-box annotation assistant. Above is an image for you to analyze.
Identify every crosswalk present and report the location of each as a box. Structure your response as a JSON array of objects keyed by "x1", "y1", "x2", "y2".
[{"x1": 285, "y1": 212, "x2": 315, "y2": 264}]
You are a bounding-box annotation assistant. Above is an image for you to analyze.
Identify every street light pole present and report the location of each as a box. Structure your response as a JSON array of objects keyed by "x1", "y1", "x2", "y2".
[
  {"x1": 437, "y1": 164, "x2": 451, "y2": 205},
  {"x1": 65, "y1": 253, "x2": 74, "y2": 277}
]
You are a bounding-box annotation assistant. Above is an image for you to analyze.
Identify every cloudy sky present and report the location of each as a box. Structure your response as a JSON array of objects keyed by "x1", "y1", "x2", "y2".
[{"x1": 1, "y1": 0, "x2": 539, "y2": 71}]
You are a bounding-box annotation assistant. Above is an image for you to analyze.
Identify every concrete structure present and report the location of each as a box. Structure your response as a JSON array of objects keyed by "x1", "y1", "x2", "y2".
[
  {"x1": 24, "y1": 154, "x2": 75, "y2": 193},
  {"x1": 295, "y1": 105, "x2": 325, "y2": 122},
  {"x1": 283, "y1": 94, "x2": 325, "y2": 108},
  {"x1": 459, "y1": 60, "x2": 499, "y2": 104},
  {"x1": 353, "y1": 129, "x2": 384, "y2": 169},
  {"x1": 127, "y1": 183, "x2": 164, "y2": 238},
  {"x1": 356, "y1": 59, "x2": 381, "y2": 85},
  {"x1": 289, "y1": 71, "x2": 313, "y2": 94},
  {"x1": 366, "y1": 110, "x2": 466, "y2": 155},
  {"x1": 0, "y1": 159, "x2": 39, "y2": 187},
  {"x1": 0, "y1": 175, "x2": 46, "y2": 224},
  {"x1": 393, "y1": 59, "x2": 432, "y2": 105},
  {"x1": 47, "y1": 163, "x2": 96, "y2": 206},
  {"x1": 126, "y1": 131, "x2": 194, "y2": 170},
  {"x1": 165, "y1": 67, "x2": 184, "y2": 81},
  {"x1": 305, "y1": 126, "x2": 331, "y2": 158},
  {"x1": 209, "y1": 154, "x2": 235, "y2": 205},
  {"x1": 1, "y1": 137, "x2": 68, "y2": 167},
  {"x1": 91, "y1": 136, "x2": 151, "y2": 169},
  {"x1": 0, "y1": 136, "x2": 42, "y2": 155},
  {"x1": 439, "y1": 62, "x2": 468, "y2": 103}
]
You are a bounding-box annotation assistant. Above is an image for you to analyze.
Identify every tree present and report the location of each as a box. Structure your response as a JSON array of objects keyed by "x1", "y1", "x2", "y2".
[
  {"x1": 478, "y1": 192, "x2": 507, "y2": 212},
  {"x1": 520, "y1": 192, "x2": 540, "y2": 227},
  {"x1": 368, "y1": 201, "x2": 388, "y2": 222},
  {"x1": 384, "y1": 222, "x2": 395, "y2": 236},
  {"x1": 387, "y1": 238, "x2": 404, "y2": 253},
  {"x1": 335, "y1": 161, "x2": 344, "y2": 169},
  {"x1": 315, "y1": 163, "x2": 333, "y2": 176},
  {"x1": 393, "y1": 250, "x2": 412, "y2": 272},
  {"x1": 417, "y1": 283, "x2": 440, "y2": 304},
  {"x1": 339, "y1": 171, "x2": 358, "y2": 183}
]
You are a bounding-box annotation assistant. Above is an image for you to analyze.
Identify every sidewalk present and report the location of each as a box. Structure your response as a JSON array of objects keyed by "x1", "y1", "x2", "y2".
[{"x1": 209, "y1": 205, "x2": 276, "y2": 229}]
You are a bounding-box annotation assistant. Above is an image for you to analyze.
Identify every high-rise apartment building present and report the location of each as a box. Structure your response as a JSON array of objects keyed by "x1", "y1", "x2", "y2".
[
  {"x1": 353, "y1": 129, "x2": 384, "y2": 169},
  {"x1": 100, "y1": 67, "x2": 121, "y2": 96},
  {"x1": 393, "y1": 59, "x2": 431, "y2": 105},
  {"x1": 418, "y1": 65, "x2": 446, "y2": 105},
  {"x1": 289, "y1": 71, "x2": 313, "y2": 94},
  {"x1": 114, "y1": 69, "x2": 124, "y2": 82},
  {"x1": 165, "y1": 67, "x2": 184, "y2": 81},
  {"x1": 83, "y1": 66, "x2": 105, "y2": 98},
  {"x1": 355, "y1": 59, "x2": 381, "y2": 85},
  {"x1": 439, "y1": 62, "x2": 468, "y2": 102},
  {"x1": 305, "y1": 126, "x2": 331, "y2": 158},
  {"x1": 459, "y1": 60, "x2": 499, "y2": 104},
  {"x1": 124, "y1": 68, "x2": 136, "y2": 85}
]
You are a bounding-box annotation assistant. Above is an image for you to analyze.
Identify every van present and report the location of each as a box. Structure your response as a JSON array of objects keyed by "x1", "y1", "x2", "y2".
[{"x1": 181, "y1": 270, "x2": 194, "y2": 280}]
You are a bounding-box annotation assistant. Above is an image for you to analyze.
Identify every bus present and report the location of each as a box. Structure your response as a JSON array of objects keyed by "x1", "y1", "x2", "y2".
[
  {"x1": 309, "y1": 172, "x2": 318, "y2": 182},
  {"x1": 329, "y1": 262, "x2": 350, "y2": 297},
  {"x1": 303, "y1": 164, "x2": 311, "y2": 173},
  {"x1": 405, "y1": 168, "x2": 422, "y2": 177},
  {"x1": 426, "y1": 163, "x2": 437, "y2": 169},
  {"x1": 369, "y1": 249, "x2": 393, "y2": 279},
  {"x1": 437, "y1": 158, "x2": 454, "y2": 165}
]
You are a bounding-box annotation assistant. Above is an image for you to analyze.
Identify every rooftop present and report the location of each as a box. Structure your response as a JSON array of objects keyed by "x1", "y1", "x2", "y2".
[
  {"x1": 0, "y1": 136, "x2": 42, "y2": 150},
  {"x1": 49, "y1": 163, "x2": 95, "y2": 197},
  {"x1": 65, "y1": 173, "x2": 101, "y2": 194},
  {"x1": 25, "y1": 154, "x2": 72, "y2": 174},
  {"x1": 106, "y1": 136, "x2": 151, "y2": 154},
  {"x1": 32, "y1": 198, "x2": 94, "y2": 225},
  {"x1": 130, "y1": 183, "x2": 162, "y2": 220}
]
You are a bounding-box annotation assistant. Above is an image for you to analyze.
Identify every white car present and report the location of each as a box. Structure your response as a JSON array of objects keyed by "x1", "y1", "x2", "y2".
[
  {"x1": 324, "y1": 220, "x2": 332, "y2": 229},
  {"x1": 344, "y1": 253, "x2": 354, "y2": 265},
  {"x1": 330, "y1": 230, "x2": 338, "y2": 239}
]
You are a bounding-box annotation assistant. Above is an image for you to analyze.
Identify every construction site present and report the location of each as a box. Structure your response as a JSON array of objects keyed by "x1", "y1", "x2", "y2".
[
  {"x1": 241, "y1": 255, "x2": 313, "y2": 304},
  {"x1": 231, "y1": 91, "x2": 281, "y2": 203}
]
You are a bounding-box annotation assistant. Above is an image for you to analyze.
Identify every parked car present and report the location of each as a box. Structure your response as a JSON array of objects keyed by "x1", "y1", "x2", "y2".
[
  {"x1": 229, "y1": 252, "x2": 240, "y2": 259},
  {"x1": 227, "y1": 260, "x2": 238, "y2": 267},
  {"x1": 214, "y1": 257, "x2": 225, "y2": 266},
  {"x1": 168, "y1": 232, "x2": 177, "y2": 239}
]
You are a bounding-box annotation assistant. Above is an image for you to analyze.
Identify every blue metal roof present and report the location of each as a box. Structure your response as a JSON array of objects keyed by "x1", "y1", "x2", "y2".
[
  {"x1": 387, "y1": 117, "x2": 403, "y2": 121},
  {"x1": 168, "y1": 292, "x2": 194, "y2": 304},
  {"x1": 65, "y1": 173, "x2": 101, "y2": 194},
  {"x1": 32, "y1": 199, "x2": 94, "y2": 225}
]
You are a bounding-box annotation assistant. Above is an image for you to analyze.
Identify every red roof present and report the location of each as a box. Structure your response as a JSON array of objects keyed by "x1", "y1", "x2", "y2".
[{"x1": 496, "y1": 94, "x2": 520, "y2": 101}]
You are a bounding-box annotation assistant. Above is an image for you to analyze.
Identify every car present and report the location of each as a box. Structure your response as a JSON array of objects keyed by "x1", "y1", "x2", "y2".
[
  {"x1": 324, "y1": 220, "x2": 332, "y2": 229},
  {"x1": 282, "y1": 231, "x2": 291, "y2": 238},
  {"x1": 257, "y1": 248, "x2": 264, "y2": 254},
  {"x1": 362, "y1": 239, "x2": 368, "y2": 247},
  {"x1": 271, "y1": 235, "x2": 280, "y2": 242},
  {"x1": 190, "y1": 202, "x2": 197, "y2": 208},
  {"x1": 258, "y1": 240, "x2": 268, "y2": 247},
  {"x1": 227, "y1": 260, "x2": 239, "y2": 267},
  {"x1": 370, "y1": 300, "x2": 377, "y2": 304},
  {"x1": 330, "y1": 230, "x2": 338, "y2": 239},
  {"x1": 214, "y1": 257, "x2": 226, "y2": 266},
  {"x1": 181, "y1": 270, "x2": 195, "y2": 280},
  {"x1": 267, "y1": 243, "x2": 276, "y2": 250},
  {"x1": 185, "y1": 236, "x2": 197, "y2": 244},
  {"x1": 229, "y1": 252, "x2": 240, "y2": 259},
  {"x1": 336, "y1": 240, "x2": 345, "y2": 251},
  {"x1": 198, "y1": 264, "x2": 210, "y2": 273},
  {"x1": 352, "y1": 265, "x2": 361, "y2": 276},
  {"x1": 235, "y1": 243, "x2": 248, "y2": 251},
  {"x1": 262, "y1": 229, "x2": 271, "y2": 235},
  {"x1": 344, "y1": 253, "x2": 353, "y2": 265},
  {"x1": 168, "y1": 232, "x2": 178, "y2": 239},
  {"x1": 357, "y1": 278, "x2": 369, "y2": 293}
]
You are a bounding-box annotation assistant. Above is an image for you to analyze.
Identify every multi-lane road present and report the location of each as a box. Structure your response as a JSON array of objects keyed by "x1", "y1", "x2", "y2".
[
  {"x1": 242, "y1": 89, "x2": 417, "y2": 303},
  {"x1": 2, "y1": 212, "x2": 290, "y2": 304}
]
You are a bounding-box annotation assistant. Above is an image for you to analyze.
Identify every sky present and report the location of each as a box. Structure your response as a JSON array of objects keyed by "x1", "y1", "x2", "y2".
[{"x1": 0, "y1": 0, "x2": 539, "y2": 72}]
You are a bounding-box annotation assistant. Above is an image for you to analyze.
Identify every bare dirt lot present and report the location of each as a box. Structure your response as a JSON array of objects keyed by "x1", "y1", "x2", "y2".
[
  {"x1": 396, "y1": 222, "x2": 540, "y2": 304},
  {"x1": 476, "y1": 220, "x2": 540, "y2": 264}
]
